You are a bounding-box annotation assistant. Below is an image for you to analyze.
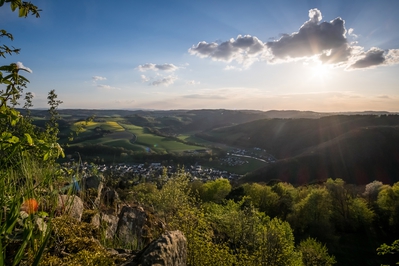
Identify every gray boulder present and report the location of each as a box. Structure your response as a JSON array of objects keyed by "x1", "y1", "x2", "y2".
[
  {"x1": 102, "y1": 213, "x2": 119, "y2": 240},
  {"x1": 91, "y1": 212, "x2": 101, "y2": 228},
  {"x1": 57, "y1": 195, "x2": 84, "y2": 221},
  {"x1": 116, "y1": 206, "x2": 148, "y2": 247},
  {"x1": 83, "y1": 175, "x2": 104, "y2": 208},
  {"x1": 101, "y1": 187, "x2": 120, "y2": 206},
  {"x1": 83, "y1": 175, "x2": 103, "y2": 190},
  {"x1": 121, "y1": 230, "x2": 187, "y2": 266}
]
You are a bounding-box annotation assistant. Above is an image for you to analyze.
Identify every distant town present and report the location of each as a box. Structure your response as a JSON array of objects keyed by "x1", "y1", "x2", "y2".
[{"x1": 66, "y1": 147, "x2": 276, "y2": 183}]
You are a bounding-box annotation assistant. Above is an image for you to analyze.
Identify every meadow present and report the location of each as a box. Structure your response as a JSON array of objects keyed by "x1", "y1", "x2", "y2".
[{"x1": 62, "y1": 118, "x2": 207, "y2": 155}]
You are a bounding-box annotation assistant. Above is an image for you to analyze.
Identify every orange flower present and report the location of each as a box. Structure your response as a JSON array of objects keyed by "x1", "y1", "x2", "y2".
[{"x1": 21, "y1": 198, "x2": 39, "y2": 214}]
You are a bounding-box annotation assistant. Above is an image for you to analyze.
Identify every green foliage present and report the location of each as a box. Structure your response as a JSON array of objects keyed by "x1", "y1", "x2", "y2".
[
  {"x1": 348, "y1": 197, "x2": 374, "y2": 231},
  {"x1": 130, "y1": 182, "x2": 158, "y2": 204},
  {"x1": 204, "y1": 199, "x2": 302, "y2": 266},
  {"x1": 288, "y1": 186, "x2": 334, "y2": 242},
  {"x1": 0, "y1": 3, "x2": 67, "y2": 265},
  {"x1": 0, "y1": 158, "x2": 58, "y2": 265},
  {"x1": 173, "y1": 204, "x2": 236, "y2": 266},
  {"x1": 377, "y1": 239, "x2": 399, "y2": 256},
  {"x1": 0, "y1": 0, "x2": 40, "y2": 18},
  {"x1": 298, "y1": 237, "x2": 336, "y2": 266},
  {"x1": 199, "y1": 178, "x2": 232, "y2": 203},
  {"x1": 242, "y1": 183, "x2": 279, "y2": 216},
  {"x1": 0, "y1": 0, "x2": 40, "y2": 58},
  {"x1": 140, "y1": 171, "x2": 236, "y2": 265},
  {"x1": 326, "y1": 178, "x2": 374, "y2": 232},
  {"x1": 0, "y1": 13, "x2": 64, "y2": 165},
  {"x1": 377, "y1": 182, "x2": 399, "y2": 231},
  {"x1": 271, "y1": 182, "x2": 297, "y2": 220},
  {"x1": 136, "y1": 172, "x2": 300, "y2": 265}
]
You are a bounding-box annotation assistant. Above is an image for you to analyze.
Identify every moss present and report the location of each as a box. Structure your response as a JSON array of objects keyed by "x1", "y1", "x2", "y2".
[
  {"x1": 41, "y1": 216, "x2": 119, "y2": 266},
  {"x1": 82, "y1": 209, "x2": 99, "y2": 223}
]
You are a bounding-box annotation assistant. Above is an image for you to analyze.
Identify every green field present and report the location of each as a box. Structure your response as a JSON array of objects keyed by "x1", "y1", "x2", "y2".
[
  {"x1": 121, "y1": 123, "x2": 203, "y2": 153},
  {"x1": 71, "y1": 121, "x2": 124, "y2": 132},
  {"x1": 68, "y1": 119, "x2": 204, "y2": 154}
]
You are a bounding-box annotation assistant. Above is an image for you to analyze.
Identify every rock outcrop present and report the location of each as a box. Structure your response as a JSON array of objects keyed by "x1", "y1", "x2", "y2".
[
  {"x1": 120, "y1": 230, "x2": 187, "y2": 266},
  {"x1": 82, "y1": 175, "x2": 104, "y2": 207},
  {"x1": 101, "y1": 187, "x2": 120, "y2": 206},
  {"x1": 102, "y1": 213, "x2": 119, "y2": 239},
  {"x1": 57, "y1": 195, "x2": 84, "y2": 221},
  {"x1": 117, "y1": 206, "x2": 148, "y2": 247}
]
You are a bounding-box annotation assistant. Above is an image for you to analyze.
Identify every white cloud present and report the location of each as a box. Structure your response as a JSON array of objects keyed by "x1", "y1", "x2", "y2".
[
  {"x1": 92, "y1": 76, "x2": 107, "y2": 81},
  {"x1": 183, "y1": 94, "x2": 226, "y2": 100},
  {"x1": 348, "y1": 28, "x2": 358, "y2": 39},
  {"x1": 137, "y1": 63, "x2": 178, "y2": 72},
  {"x1": 224, "y1": 65, "x2": 243, "y2": 71},
  {"x1": 115, "y1": 99, "x2": 135, "y2": 105},
  {"x1": 348, "y1": 47, "x2": 385, "y2": 69},
  {"x1": 385, "y1": 49, "x2": 399, "y2": 65},
  {"x1": 189, "y1": 35, "x2": 266, "y2": 66},
  {"x1": 186, "y1": 80, "x2": 200, "y2": 85},
  {"x1": 97, "y1": 84, "x2": 121, "y2": 90},
  {"x1": 151, "y1": 75, "x2": 177, "y2": 86},
  {"x1": 346, "y1": 47, "x2": 399, "y2": 70},
  {"x1": 267, "y1": 8, "x2": 350, "y2": 64},
  {"x1": 16, "y1": 62, "x2": 32, "y2": 73},
  {"x1": 189, "y1": 8, "x2": 399, "y2": 70},
  {"x1": 376, "y1": 95, "x2": 391, "y2": 99},
  {"x1": 141, "y1": 75, "x2": 150, "y2": 83}
]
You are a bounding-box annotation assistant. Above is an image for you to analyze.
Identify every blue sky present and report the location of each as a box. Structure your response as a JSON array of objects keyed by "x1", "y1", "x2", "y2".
[{"x1": 1, "y1": 0, "x2": 399, "y2": 111}]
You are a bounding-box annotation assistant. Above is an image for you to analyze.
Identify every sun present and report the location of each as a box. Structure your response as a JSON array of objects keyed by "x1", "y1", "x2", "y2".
[{"x1": 310, "y1": 63, "x2": 331, "y2": 81}]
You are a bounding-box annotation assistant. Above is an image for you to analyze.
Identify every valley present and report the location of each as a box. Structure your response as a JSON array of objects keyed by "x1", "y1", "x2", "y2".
[{"x1": 28, "y1": 109, "x2": 399, "y2": 185}]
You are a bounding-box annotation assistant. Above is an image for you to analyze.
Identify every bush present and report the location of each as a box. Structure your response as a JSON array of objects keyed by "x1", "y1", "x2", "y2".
[{"x1": 298, "y1": 237, "x2": 336, "y2": 266}]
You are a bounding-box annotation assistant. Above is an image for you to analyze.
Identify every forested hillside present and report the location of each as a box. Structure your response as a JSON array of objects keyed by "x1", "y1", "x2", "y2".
[{"x1": 197, "y1": 115, "x2": 399, "y2": 185}]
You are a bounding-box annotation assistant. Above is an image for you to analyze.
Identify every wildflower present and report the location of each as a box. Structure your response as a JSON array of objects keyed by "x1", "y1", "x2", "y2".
[{"x1": 21, "y1": 198, "x2": 39, "y2": 214}]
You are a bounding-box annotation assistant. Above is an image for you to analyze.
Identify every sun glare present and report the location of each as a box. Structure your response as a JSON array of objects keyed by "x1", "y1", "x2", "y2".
[{"x1": 311, "y1": 63, "x2": 331, "y2": 81}]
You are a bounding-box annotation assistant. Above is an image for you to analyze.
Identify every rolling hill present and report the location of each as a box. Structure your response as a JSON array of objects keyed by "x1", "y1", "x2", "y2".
[
  {"x1": 198, "y1": 115, "x2": 399, "y2": 185},
  {"x1": 25, "y1": 108, "x2": 399, "y2": 184},
  {"x1": 243, "y1": 126, "x2": 399, "y2": 185}
]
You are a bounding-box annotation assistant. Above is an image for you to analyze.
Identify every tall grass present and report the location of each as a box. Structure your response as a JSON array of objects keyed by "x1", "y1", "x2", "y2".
[{"x1": 0, "y1": 157, "x2": 59, "y2": 265}]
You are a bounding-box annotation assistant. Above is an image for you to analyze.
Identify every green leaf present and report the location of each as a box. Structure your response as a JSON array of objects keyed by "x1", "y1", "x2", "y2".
[
  {"x1": 3, "y1": 74, "x2": 13, "y2": 80},
  {"x1": 19, "y1": 75, "x2": 30, "y2": 83},
  {"x1": 0, "y1": 239, "x2": 4, "y2": 266},
  {"x1": 1, "y1": 79, "x2": 11, "y2": 85},
  {"x1": 18, "y1": 6, "x2": 27, "y2": 17},
  {"x1": 0, "y1": 65, "x2": 14, "y2": 71},
  {"x1": 0, "y1": 0, "x2": 5, "y2": 7},
  {"x1": 38, "y1": 211, "x2": 49, "y2": 218},
  {"x1": 32, "y1": 224, "x2": 52, "y2": 266},
  {"x1": 24, "y1": 133, "x2": 33, "y2": 145},
  {"x1": 12, "y1": 227, "x2": 33, "y2": 266},
  {"x1": 10, "y1": 1, "x2": 18, "y2": 11},
  {"x1": 0, "y1": 132, "x2": 11, "y2": 139}
]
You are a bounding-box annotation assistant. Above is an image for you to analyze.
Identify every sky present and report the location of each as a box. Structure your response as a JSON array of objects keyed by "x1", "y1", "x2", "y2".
[{"x1": 1, "y1": 0, "x2": 399, "y2": 112}]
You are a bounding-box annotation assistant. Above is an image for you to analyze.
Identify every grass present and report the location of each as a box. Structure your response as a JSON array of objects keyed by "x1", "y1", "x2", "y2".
[
  {"x1": 119, "y1": 123, "x2": 203, "y2": 153},
  {"x1": 0, "y1": 157, "x2": 61, "y2": 265},
  {"x1": 67, "y1": 121, "x2": 204, "y2": 154},
  {"x1": 104, "y1": 139, "x2": 146, "y2": 151},
  {"x1": 178, "y1": 134, "x2": 216, "y2": 146},
  {"x1": 71, "y1": 121, "x2": 124, "y2": 132}
]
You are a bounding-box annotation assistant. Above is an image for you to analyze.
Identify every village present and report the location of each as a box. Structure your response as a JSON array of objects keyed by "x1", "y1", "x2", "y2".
[
  {"x1": 67, "y1": 147, "x2": 276, "y2": 184},
  {"x1": 75, "y1": 162, "x2": 241, "y2": 183}
]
